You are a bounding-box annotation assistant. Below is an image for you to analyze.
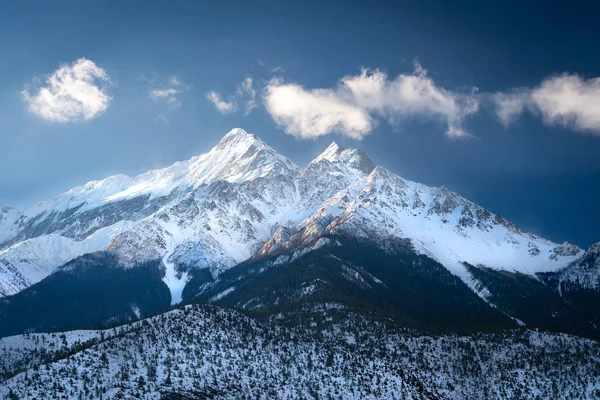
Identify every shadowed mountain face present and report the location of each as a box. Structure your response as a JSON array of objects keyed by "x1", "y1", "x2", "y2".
[
  {"x1": 190, "y1": 235, "x2": 516, "y2": 333},
  {"x1": 185, "y1": 234, "x2": 599, "y2": 339},
  {"x1": 0, "y1": 253, "x2": 170, "y2": 338}
]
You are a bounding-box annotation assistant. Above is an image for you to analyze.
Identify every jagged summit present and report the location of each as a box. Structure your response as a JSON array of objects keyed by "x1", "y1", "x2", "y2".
[
  {"x1": 223, "y1": 127, "x2": 256, "y2": 139},
  {"x1": 0, "y1": 205, "x2": 16, "y2": 213},
  {"x1": 551, "y1": 241, "x2": 600, "y2": 290},
  {"x1": 575, "y1": 242, "x2": 600, "y2": 267},
  {"x1": 215, "y1": 128, "x2": 261, "y2": 149},
  {"x1": 24, "y1": 129, "x2": 298, "y2": 215},
  {"x1": 313, "y1": 141, "x2": 343, "y2": 163},
  {"x1": 311, "y1": 141, "x2": 375, "y2": 174}
]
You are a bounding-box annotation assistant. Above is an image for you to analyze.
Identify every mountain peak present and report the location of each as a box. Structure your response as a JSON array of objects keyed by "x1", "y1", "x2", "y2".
[
  {"x1": 216, "y1": 128, "x2": 261, "y2": 149},
  {"x1": 312, "y1": 142, "x2": 375, "y2": 174},
  {"x1": 586, "y1": 242, "x2": 600, "y2": 255},
  {"x1": 223, "y1": 127, "x2": 255, "y2": 139},
  {"x1": 0, "y1": 205, "x2": 17, "y2": 214},
  {"x1": 191, "y1": 128, "x2": 298, "y2": 184},
  {"x1": 313, "y1": 142, "x2": 344, "y2": 164}
]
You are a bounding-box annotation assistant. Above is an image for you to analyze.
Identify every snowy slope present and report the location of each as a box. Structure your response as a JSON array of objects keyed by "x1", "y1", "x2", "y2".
[
  {"x1": 260, "y1": 165, "x2": 585, "y2": 293},
  {"x1": 0, "y1": 206, "x2": 21, "y2": 249},
  {"x1": 0, "y1": 329, "x2": 103, "y2": 377}
]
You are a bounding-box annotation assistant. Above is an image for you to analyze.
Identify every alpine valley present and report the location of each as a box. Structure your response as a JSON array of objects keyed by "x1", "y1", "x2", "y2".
[{"x1": 1, "y1": 128, "x2": 599, "y2": 399}]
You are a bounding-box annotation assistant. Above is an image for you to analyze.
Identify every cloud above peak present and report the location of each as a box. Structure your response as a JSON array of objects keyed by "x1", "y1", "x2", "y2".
[
  {"x1": 206, "y1": 77, "x2": 256, "y2": 115},
  {"x1": 493, "y1": 74, "x2": 600, "y2": 135},
  {"x1": 206, "y1": 91, "x2": 237, "y2": 114},
  {"x1": 237, "y1": 77, "x2": 257, "y2": 115},
  {"x1": 206, "y1": 62, "x2": 600, "y2": 140},
  {"x1": 148, "y1": 76, "x2": 185, "y2": 109},
  {"x1": 264, "y1": 63, "x2": 479, "y2": 140},
  {"x1": 264, "y1": 77, "x2": 374, "y2": 140},
  {"x1": 22, "y1": 58, "x2": 111, "y2": 123}
]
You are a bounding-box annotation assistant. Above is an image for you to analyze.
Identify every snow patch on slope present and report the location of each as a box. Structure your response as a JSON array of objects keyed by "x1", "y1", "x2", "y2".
[{"x1": 162, "y1": 261, "x2": 188, "y2": 305}]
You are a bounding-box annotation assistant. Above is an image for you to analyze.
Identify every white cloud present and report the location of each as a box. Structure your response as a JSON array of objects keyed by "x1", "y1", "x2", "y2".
[
  {"x1": 155, "y1": 113, "x2": 169, "y2": 124},
  {"x1": 493, "y1": 74, "x2": 600, "y2": 135},
  {"x1": 149, "y1": 88, "x2": 179, "y2": 99},
  {"x1": 257, "y1": 59, "x2": 283, "y2": 73},
  {"x1": 492, "y1": 90, "x2": 529, "y2": 127},
  {"x1": 206, "y1": 91, "x2": 237, "y2": 114},
  {"x1": 263, "y1": 62, "x2": 479, "y2": 139},
  {"x1": 206, "y1": 77, "x2": 256, "y2": 115},
  {"x1": 145, "y1": 75, "x2": 188, "y2": 123},
  {"x1": 263, "y1": 78, "x2": 374, "y2": 140},
  {"x1": 22, "y1": 58, "x2": 111, "y2": 123},
  {"x1": 532, "y1": 74, "x2": 600, "y2": 133},
  {"x1": 236, "y1": 77, "x2": 257, "y2": 115},
  {"x1": 149, "y1": 84, "x2": 182, "y2": 109}
]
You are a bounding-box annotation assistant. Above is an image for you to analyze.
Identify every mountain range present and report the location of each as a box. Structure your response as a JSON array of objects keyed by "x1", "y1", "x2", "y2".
[{"x1": 1, "y1": 128, "x2": 599, "y2": 398}]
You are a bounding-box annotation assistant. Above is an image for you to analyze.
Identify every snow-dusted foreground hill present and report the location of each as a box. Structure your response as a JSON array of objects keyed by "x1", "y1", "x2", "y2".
[
  {"x1": 0, "y1": 128, "x2": 595, "y2": 303},
  {"x1": 0, "y1": 329, "x2": 103, "y2": 381},
  {"x1": 1, "y1": 304, "x2": 600, "y2": 400}
]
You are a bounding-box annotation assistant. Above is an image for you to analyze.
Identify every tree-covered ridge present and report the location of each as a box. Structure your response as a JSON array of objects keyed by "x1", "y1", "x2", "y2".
[
  {"x1": 1, "y1": 304, "x2": 600, "y2": 399},
  {"x1": 0, "y1": 252, "x2": 170, "y2": 338}
]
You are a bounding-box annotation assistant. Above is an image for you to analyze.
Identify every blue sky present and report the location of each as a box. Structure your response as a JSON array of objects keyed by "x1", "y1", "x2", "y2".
[{"x1": 1, "y1": 0, "x2": 599, "y2": 247}]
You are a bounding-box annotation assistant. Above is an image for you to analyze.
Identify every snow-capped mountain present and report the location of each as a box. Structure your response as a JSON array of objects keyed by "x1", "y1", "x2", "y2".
[
  {"x1": 264, "y1": 164, "x2": 588, "y2": 293},
  {"x1": 0, "y1": 129, "x2": 300, "y2": 300},
  {"x1": 0, "y1": 128, "x2": 596, "y2": 306},
  {"x1": 0, "y1": 129, "x2": 297, "y2": 247}
]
